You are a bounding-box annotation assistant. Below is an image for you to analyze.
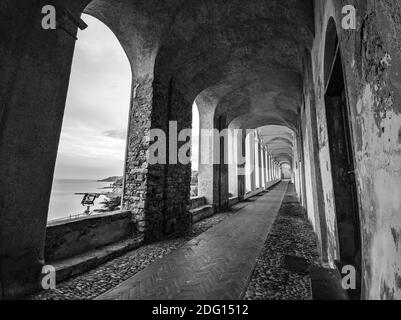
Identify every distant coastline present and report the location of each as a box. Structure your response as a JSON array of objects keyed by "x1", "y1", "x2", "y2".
[{"x1": 97, "y1": 176, "x2": 122, "y2": 182}]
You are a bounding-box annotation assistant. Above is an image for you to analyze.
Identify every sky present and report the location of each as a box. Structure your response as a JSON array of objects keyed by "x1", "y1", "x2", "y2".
[{"x1": 53, "y1": 14, "x2": 199, "y2": 180}]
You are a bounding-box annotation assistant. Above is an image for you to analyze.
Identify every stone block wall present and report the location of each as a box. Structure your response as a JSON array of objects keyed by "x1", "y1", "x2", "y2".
[
  {"x1": 122, "y1": 73, "x2": 192, "y2": 242},
  {"x1": 45, "y1": 211, "x2": 135, "y2": 261}
]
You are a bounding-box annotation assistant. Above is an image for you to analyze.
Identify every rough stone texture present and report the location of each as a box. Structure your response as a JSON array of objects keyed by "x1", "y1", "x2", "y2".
[
  {"x1": 0, "y1": 0, "x2": 312, "y2": 299},
  {"x1": 2, "y1": 0, "x2": 401, "y2": 300},
  {"x1": 95, "y1": 182, "x2": 287, "y2": 300},
  {"x1": 45, "y1": 211, "x2": 136, "y2": 261},
  {"x1": 27, "y1": 209, "x2": 237, "y2": 300},
  {"x1": 245, "y1": 184, "x2": 321, "y2": 300},
  {"x1": 43, "y1": 200, "x2": 216, "y2": 284}
]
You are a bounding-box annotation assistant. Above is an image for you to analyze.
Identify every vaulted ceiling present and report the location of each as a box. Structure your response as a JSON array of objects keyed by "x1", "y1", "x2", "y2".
[
  {"x1": 259, "y1": 125, "x2": 295, "y2": 165},
  {"x1": 85, "y1": 0, "x2": 314, "y2": 164}
]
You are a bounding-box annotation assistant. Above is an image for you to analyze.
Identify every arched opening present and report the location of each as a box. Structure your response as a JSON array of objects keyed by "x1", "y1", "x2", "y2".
[
  {"x1": 245, "y1": 131, "x2": 255, "y2": 194},
  {"x1": 48, "y1": 14, "x2": 131, "y2": 222},
  {"x1": 324, "y1": 18, "x2": 362, "y2": 300},
  {"x1": 191, "y1": 103, "x2": 200, "y2": 197},
  {"x1": 254, "y1": 134, "x2": 261, "y2": 189},
  {"x1": 281, "y1": 163, "x2": 292, "y2": 179}
]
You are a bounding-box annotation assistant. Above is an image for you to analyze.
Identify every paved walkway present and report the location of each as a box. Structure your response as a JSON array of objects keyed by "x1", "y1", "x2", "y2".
[{"x1": 97, "y1": 181, "x2": 289, "y2": 300}]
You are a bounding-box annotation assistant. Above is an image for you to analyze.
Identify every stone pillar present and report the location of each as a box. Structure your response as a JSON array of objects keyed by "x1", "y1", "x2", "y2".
[
  {"x1": 250, "y1": 132, "x2": 256, "y2": 191},
  {"x1": 245, "y1": 131, "x2": 256, "y2": 192},
  {"x1": 261, "y1": 146, "x2": 266, "y2": 189},
  {"x1": 258, "y1": 142, "x2": 263, "y2": 189},
  {"x1": 269, "y1": 156, "x2": 273, "y2": 181},
  {"x1": 0, "y1": 2, "x2": 83, "y2": 299},
  {"x1": 237, "y1": 132, "x2": 246, "y2": 199},
  {"x1": 264, "y1": 150, "x2": 269, "y2": 184},
  {"x1": 123, "y1": 74, "x2": 193, "y2": 242},
  {"x1": 197, "y1": 109, "x2": 215, "y2": 206},
  {"x1": 217, "y1": 115, "x2": 229, "y2": 209},
  {"x1": 254, "y1": 137, "x2": 260, "y2": 189},
  {"x1": 228, "y1": 127, "x2": 246, "y2": 199},
  {"x1": 228, "y1": 128, "x2": 238, "y2": 197},
  {"x1": 272, "y1": 161, "x2": 275, "y2": 180},
  {"x1": 273, "y1": 161, "x2": 276, "y2": 179},
  {"x1": 197, "y1": 97, "x2": 228, "y2": 211}
]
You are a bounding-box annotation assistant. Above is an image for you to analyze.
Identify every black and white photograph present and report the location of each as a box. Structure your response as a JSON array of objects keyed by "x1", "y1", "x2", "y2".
[{"x1": 1, "y1": 0, "x2": 401, "y2": 307}]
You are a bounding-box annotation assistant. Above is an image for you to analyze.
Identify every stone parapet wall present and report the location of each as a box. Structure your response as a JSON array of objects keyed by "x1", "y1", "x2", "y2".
[{"x1": 45, "y1": 211, "x2": 136, "y2": 262}]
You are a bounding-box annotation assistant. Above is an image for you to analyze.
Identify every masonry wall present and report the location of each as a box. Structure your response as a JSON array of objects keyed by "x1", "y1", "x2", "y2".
[{"x1": 45, "y1": 211, "x2": 135, "y2": 261}]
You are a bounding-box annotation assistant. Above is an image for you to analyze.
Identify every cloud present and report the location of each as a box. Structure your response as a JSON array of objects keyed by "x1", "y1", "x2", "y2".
[
  {"x1": 53, "y1": 15, "x2": 130, "y2": 180},
  {"x1": 103, "y1": 129, "x2": 127, "y2": 140},
  {"x1": 53, "y1": 15, "x2": 200, "y2": 180}
]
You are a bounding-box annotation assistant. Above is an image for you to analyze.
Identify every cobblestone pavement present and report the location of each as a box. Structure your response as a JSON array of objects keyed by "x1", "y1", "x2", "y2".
[
  {"x1": 28, "y1": 211, "x2": 236, "y2": 300},
  {"x1": 244, "y1": 183, "x2": 321, "y2": 300},
  {"x1": 97, "y1": 182, "x2": 287, "y2": 300},
  {"x1": 29, "y1": 183, "x2": 319, "y2": 300}
]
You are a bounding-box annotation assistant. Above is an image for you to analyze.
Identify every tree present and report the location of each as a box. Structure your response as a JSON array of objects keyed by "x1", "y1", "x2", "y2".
[{"x1": 98, "y1": 195, "x2": 121, "y2": 212}]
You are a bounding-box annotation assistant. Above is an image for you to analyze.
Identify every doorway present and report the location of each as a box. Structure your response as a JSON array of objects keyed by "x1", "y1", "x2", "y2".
[{"x1": 325, "y1": 44, "x2": 362, "y2": 299}]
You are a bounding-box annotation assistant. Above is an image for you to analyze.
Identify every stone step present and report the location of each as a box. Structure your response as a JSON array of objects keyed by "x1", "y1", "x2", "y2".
[
  {"x1": 189, "y1": 196, "x2": 207, "y2": 210},
  {"x1": 51, "y1": 235, "x2": 145, "y2": 283},
  {"x1": 190, "y1": 205, "x2": 214, "y2": 223}
]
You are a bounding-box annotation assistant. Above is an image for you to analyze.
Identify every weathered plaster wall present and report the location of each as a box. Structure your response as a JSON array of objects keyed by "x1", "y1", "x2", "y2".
[
  {"x1": 3, "y1": 0, "x2": 401, "y2": 300},
  {"x1": 353, "y1": 0, "x2": 401, "y2": 300},
  {"x1": 311, "y1": 0, "x2": 341, "y2": 268},
  {"x1": 312, "y1": 0, "x2": 401, "y2": 299}
]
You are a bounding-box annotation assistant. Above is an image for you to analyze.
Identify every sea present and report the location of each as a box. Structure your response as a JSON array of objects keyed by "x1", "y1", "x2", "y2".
[{"x1": 47, "y1": 179, "x2": 115, "y2": 222}]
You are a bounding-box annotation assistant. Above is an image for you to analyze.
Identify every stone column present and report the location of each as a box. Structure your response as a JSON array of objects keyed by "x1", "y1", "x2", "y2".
[
  {"x1": 269, "y1": 156, "x2": 273, "y2": 181},
  {"x1": 197, "y1": 109, "x2": 215, "y2": 206},
  {"x1": 250, "y1": 132, "x2": 256, "y2": 191},
  {"x1": 264, "y1": 150, "x2": 269, "y2": 184},
  {"x1": 0, "y1": 2, "x2": 83, "y2": 299},
  {"x1": 237, "y1": 132, "x2": 246, "y2": 199},
  {"x1": 258, "y1": 142, "x2": 263, "y2": 189},
  {"x1": 254, "y1": 136, "x2": 260, "y2": 189},
  {"x1": 228, "y1": 127, "x2": 246, "y2": 199},
  {"x1": 197, "y1": 96, "x2": 228, "y2": 211},
  {"x1": 273, "y1": 161, "x2": 276, "y2": 180},
  {"x1": 272, "y1": 161, "x2": 275, "y2": 180},
  {"x1": 245, "y1": 131, "x2": 256, "y2": 192},
  {"x1": 217, "y1": 115, "x2": 229, "y2": 210},
  {"x1": 122, "y1": 73, "x2": 193, "y2": 242},
  {"x1": 228, "y1": 128, "x2": 238, "y2": 197},
  {"x1": 262, "y1": 147, "x2": 267, "y2": 188}
]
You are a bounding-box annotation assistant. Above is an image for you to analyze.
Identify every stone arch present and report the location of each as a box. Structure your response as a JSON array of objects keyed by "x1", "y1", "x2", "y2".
[
  {"x1": 47, "y1": 12, "x2": 132, "y2": 217},
  {"x1": 0, "y1": 0, "x2": 166, "y2": 298}
]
